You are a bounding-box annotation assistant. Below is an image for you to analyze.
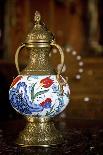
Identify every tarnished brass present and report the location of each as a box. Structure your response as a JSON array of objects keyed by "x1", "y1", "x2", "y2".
[{"x1": 17, "y1": 117, "x2": 63, "y2": 147}]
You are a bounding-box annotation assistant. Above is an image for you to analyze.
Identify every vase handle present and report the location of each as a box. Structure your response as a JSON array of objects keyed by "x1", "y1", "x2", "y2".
[
  {"x1": 50, "y1": 41, "x2": 64, "y2": 78},
  {"x1": 15, "y1": 43, "x2": 25, "y2": 74}
]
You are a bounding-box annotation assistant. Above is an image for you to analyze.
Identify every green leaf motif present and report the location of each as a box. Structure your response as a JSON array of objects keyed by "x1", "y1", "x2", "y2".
[
  {"x1": 31, "y1": 83, "x2": 37, "y2": 101},
  {"x1": 45, "y1": 104, "x2": 55, "y2": 116},
  {"x1": 31, "y1": 88, "x2": 49, "y2": 102}
]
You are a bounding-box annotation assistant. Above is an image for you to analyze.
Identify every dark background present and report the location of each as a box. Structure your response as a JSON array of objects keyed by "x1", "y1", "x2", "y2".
[{"x1": 0, "y1": 0, "x2": 103, "y2": 121}]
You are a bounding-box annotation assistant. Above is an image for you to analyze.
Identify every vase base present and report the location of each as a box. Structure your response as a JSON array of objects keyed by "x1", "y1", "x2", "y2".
[{"x1": 16, "y1": 117, "x2": 63, "y2": 147}]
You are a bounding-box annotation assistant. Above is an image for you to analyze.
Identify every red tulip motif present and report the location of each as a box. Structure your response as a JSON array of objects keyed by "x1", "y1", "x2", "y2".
[
  {"x1": 40, "y1": 77, "x2": 53, "y2": 88},
  {"x1": 40, "y1": 98, "x2": 52, "y2": 108},
  {"x1": 11, "y1": 76, "x2": 22, "y2": 87}
]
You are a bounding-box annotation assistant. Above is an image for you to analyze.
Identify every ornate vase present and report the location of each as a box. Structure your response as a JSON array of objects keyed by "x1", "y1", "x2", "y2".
[{"x1": 9, "y1": 11, "x2": 70, "y2": 146}]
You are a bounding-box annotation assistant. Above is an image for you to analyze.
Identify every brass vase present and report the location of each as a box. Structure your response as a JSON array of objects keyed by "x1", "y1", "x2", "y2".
[{"x1": 9, "y1": 11, "x2": 70, "y2": 147}]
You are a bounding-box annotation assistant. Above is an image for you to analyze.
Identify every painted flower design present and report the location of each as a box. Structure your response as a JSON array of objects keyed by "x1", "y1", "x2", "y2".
[
  {"x1": 40, "y1": 77, "x2": 53, "y2": 88},
  {"x1": 9, "y1": 75, "x2": 70, "y2": 117},
  {"x1": 40, "y1": 98, "x2": 52, "y2": 108},
  {"x1": 9, "y1": 82, "x2": 34, "y2": 115},
  {"x1": 11, "y1": 76, "x2": 22, "y2": 87}
]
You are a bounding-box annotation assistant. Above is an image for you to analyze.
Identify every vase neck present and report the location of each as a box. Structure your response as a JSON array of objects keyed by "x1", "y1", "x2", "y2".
[{"x1": 22, "y1": 47, "x2": 56, "y2": 75}]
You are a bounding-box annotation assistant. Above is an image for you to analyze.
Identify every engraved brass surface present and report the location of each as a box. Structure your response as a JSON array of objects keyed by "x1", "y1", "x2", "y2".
[
  {"x1": 16, "y1": 117, "x2": 63, "y2": 147},
  {"x1": 25, "y1": 11, "x2": 54, "y2": 47},
  {"x1": 21, "y1": 47, "x2": 56, "y2": 75}
]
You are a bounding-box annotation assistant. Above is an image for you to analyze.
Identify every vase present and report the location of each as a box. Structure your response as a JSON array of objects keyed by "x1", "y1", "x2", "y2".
[{"x1": 9, "y1": 11, "x2": 70, "y2": 146}]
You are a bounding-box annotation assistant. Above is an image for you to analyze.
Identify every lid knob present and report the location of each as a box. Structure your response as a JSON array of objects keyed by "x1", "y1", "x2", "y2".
[{"x1": 34, "y1": 11, "x2": 41, "y2": 24}]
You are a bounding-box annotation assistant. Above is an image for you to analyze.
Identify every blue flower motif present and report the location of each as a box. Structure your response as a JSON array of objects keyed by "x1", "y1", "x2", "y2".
[
  {"x1": 17, "y1": 82, "x2": 27, "y2": 93},
  {"x1": 54, "y1": 97, "x2": 64, "y2": 114},
  {"x1": 32, "y1": 103, "x2": 43, "y2": 112},
  {"x1": 43, "y1": 102, "x2": 51, "y2": 109},
  {"x1": 40, "y1": 98, "x2": 52, "y2": 109},
  {"x1": 58, "y1": 97, "x2": 64, "y2": 107},
  {"x1": 9, "y1": 82, "x2": 44, "y2": 115},
  {"x1": 52, "y1": 84, "x2": 58, "y2": 92}
]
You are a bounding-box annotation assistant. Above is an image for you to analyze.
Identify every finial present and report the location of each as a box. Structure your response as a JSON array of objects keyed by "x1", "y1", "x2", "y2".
[{"x1": 34, "y1": 11, "x2": 41, "y2": 24}]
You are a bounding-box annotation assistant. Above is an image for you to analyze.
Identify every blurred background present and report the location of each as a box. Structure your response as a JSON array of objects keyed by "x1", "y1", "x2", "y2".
[{"x1": 0, "y1": 0, "x2": 103, "y2": 121}]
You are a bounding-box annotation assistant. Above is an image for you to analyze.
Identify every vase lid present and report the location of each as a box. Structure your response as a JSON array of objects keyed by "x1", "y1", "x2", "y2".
[{"x1": 25, "y1": 11, "x2": 54, "y2": 47}]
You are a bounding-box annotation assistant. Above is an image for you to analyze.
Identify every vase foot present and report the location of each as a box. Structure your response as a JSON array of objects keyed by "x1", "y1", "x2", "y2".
[{"x1": 16, "y1": 117, "x2": 63, "y2": 147}]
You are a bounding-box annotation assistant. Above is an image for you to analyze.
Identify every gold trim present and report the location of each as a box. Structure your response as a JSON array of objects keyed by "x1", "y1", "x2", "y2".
[
  {"x1": 25, "y1": 43, "x2": 50, "y2": 48},
  {"x1": 25, "y1": 39, "x2": 50, "y2": 43},
  {"x1": 51, "y1": 40, "x2": 65, "y2": 94},
  {"x1": 26, "y1": 116, "x2": 51, "y2": 123},
  {"x1": 51, "y1": 40, "x2": 64, "y2": 76},
  {"x1": 15, "y1": 44, "x2": 25, "y2": 74}
]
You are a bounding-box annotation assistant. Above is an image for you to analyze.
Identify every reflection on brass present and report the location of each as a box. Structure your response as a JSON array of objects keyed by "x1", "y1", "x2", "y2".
[{"x1": 16, "y1": 117, "x2": 63, "y2": 147}]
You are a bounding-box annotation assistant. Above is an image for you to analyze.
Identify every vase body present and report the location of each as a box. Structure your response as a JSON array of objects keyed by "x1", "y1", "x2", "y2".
[{"x1": 9, "y1": 74, "x2": 69, "y2": 117}]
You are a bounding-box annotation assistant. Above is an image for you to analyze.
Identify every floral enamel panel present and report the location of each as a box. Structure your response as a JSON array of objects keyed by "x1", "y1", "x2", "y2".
[{"x1": 9, "y1": 75, "x2": 70, "y2": 117}]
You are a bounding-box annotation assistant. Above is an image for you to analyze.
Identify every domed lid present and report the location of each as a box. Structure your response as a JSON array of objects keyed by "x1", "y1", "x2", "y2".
[{"x1": 25, "y1": 11, "x2": 54, "y2": 47}]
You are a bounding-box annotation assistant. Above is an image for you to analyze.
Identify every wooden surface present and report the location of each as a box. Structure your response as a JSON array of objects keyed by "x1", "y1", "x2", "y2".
[{"x1": 0, "y1": 118, "x2": 103, "y2": 154}]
